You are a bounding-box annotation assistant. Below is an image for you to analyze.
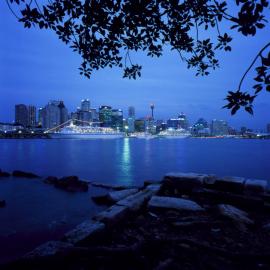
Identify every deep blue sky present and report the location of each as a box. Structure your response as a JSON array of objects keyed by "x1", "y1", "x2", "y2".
[{"x1": 0, "y1": 2, "x2": 270, "y2": 130}]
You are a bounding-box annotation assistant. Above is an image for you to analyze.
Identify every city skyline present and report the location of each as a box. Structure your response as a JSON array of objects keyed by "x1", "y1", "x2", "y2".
[
  {"x1": 1, "y1": 98, "x2": 270, "y2": 131},
  {"x1": 2, "y1": 99, "x2": 270, "y2": 132},
  {"x1": 1, "y1": 1, "x2": 270, "y2": 129}
]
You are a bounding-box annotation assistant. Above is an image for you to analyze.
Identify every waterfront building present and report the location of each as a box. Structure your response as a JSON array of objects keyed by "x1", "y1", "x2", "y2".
[
  {"x1": 28, "y1": 105, "x2": 36, "y2": 127},
  {"x1": 211, "y1": 119, "x2": 229, "y2": 136},
  {"x1": 0, "y1": 122, "x2": 23, "y2": 132},
  {"x1": 15, "y1": 104, "x2": 28, "y2": 127},
  {"x1": 134, "y1": 119, "x2": 146, "y2": 132},
  {"x1": 192, "y1": 118, "x2": 209, "y2": 136},
  {"x1": 99, "y1": 105, "x2": 113, "y2": 127},
  {"x1": 81, "y1": 99, "x2": 90, "y2": 111},
  {"x1": 112, "y1": 109, "x2": 123, "y2": 130}
]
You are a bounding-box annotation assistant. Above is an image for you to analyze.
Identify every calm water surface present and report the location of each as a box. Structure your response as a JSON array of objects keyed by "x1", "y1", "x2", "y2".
[{"x1": 0, "y1": 138, "x2": 269, "y2": 263}]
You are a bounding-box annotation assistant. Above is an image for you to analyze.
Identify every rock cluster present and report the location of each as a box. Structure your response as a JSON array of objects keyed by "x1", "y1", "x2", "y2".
[{"x1": 3, "y1": 172, "x2": 270, "y2": 270}]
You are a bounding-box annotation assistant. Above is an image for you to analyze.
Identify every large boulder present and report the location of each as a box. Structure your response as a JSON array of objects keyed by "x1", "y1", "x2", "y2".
[
  {"x1": 207, "y1": 176, "x2": 245, "y2": 193},
  {"x1": 244, "y1": 179, "x2": 268, "y2": 195},
  {"x1": 163, "y1": 172, "x2": 206, "y2": 193},
  {"x1": 148, "y1": 196, "x2": 204, "y2": 212},
  {"x1": 12, "y1": 170, "x2": 40, "y2": 179},
  {"x1": 63, "y1": 220, "x2": 105, "y2": 245},
  {"x1": 24, "y1": 241, "x2": 73, "y2": 259},
  {"x1": 217, "y1": 204, "x2": 254, "y2": 226}
]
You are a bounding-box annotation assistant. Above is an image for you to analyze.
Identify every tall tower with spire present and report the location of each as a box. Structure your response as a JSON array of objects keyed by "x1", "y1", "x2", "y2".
[{"x1": 150, "y1": 103, "x2": 155, "y2": 120}]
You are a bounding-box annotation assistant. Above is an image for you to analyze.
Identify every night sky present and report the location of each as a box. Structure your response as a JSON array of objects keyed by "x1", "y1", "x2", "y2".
[{"x1": 0, "y1": 1, "x2": 270, "y2": 130}]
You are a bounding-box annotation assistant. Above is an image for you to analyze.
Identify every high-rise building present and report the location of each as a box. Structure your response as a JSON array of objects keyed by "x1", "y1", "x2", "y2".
[
  {"x1": 112, "y1": 109, "x2": 123, "y2": 130},
  {"x1": 41, "y1": 101, "x2": 68, "y2": 129},
  {"x1": 127, "y1": 106, "x2": 135, "y2": 132},
  {"x1": 81, "y1": 99, "x2": 90, "y2": 112},
  {"x1": 15, "y1": 104, "x2": 28, "y2": 127},
  {"x1": 178, "y1": 112, "x2": 188, "y2": 129},
  {"x1": 128, "y1": 106, "x2": 135, "y2": 118},
  {"x1": 90, "y1": 108, "x2": 99, "y2": 122},
  {"x1": 58, "y1": 101, "x2": 68, "y2": 124},
  {"x1": 28, "y1": 105, "x2": 36, "y2": 127},
  {"x1": 38, "y1": 107, "x2": 46, "y2": 127},
  {"x1": 211, "y1": 119, "x2": 229, "y2": 136},
  {"x1": 267, "y1": 123, "x2": 270, "y2": 134},
  {"x1": 99, "y1": 106, "x2": 112, "y2": 127}
]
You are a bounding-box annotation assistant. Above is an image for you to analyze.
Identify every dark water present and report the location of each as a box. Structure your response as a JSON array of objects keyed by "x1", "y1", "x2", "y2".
[{"x1": 0, "y1": 138, "x2": 270, "y2": 263}]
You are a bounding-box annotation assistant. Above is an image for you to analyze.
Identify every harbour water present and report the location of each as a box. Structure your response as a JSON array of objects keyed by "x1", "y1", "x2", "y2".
[{"x1": 0, "y1": 138, "x2": 270, "y2": 263}]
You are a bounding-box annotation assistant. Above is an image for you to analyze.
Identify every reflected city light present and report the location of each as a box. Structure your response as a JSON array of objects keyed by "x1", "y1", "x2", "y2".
[{"x1": 119, "y1": 138, "x2": 132, "y2": 184}]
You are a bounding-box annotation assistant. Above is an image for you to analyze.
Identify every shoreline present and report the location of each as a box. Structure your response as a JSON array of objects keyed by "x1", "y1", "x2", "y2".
[{"x1": 2, "y1": 172, "x2": 270, "y2": 269}]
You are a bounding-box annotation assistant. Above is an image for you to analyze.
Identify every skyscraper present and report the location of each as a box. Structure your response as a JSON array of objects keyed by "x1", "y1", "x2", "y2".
[
  {"x1": 112, "y1": 109, "x2": 123, "y2": 130},
  {"x1": 15, "y1": 104, "x2": 28, "y2": 127},
  {"x1": 81, "y1": 99, "x2": 90, "y2": 111},
  {"x1": 178, "y1": 112, "x2": 188, "y2": 129},
  {"x1": 267, "y1": 123, "x2": 270, "y2": 134},
  {"x1": 99, "y1": 106, "x2": 112, "y2": 127},
  {"x1": 41, "y1": 101, "x2": 68, "y2": 129},
  {"x1": 28, "y1": 105, "x2": 36, "y2": 127},
  {"x1": 127, "y1": 106, "x2": 135, "y2": 132},
  {"x1": 128, "y1": 106, "x2": 135, "y2": 118}
]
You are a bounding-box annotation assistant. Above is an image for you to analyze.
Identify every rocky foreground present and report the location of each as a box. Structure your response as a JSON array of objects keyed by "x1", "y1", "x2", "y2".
[{"x1": 2, "y1": 173, "x2": 270, "y2": 270}]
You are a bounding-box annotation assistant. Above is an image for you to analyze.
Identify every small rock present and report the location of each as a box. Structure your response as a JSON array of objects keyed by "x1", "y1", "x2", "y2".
[
  {"x1": 12, "y1": 170, "x2": 40, "y2": 179},
  {"x1": 148, "y1": 196, "x2": 204, "y2": 212}
]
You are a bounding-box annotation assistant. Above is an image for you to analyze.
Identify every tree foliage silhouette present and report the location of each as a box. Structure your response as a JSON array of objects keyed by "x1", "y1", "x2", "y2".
[{"x1": 7, "y1": 0, "x2": 270, "y2": 114}]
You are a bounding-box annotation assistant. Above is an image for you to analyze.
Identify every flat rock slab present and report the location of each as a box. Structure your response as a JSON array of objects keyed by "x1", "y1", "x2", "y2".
[
  {"x1": 63, "y1": 220, "x2": 105, "y2": 244},
  {"x1": 148, "y1": 196, "x2": 204, "y2": 212},
  {"x1": 145, "y1": 184, "x2": 161, "y2": 194},
  {"x1": 244, "y1": 179, "x2": 267, "y2": 194},
  {"x1": 212, "y1": 176, "x2": 245, "y2": 193},
  {"x1": 24, "y1": 241, "x2": 73, "y2": 259},
  {"x1": 117, "y1": 190, "x2": 154, "y2": 211},
  {"x1": 108, "y1": 188, "x2": 139, "y2": 203},
  {"x1": 163, "y1": 172, "x2": 206, "y2": 191},
  {"x1": 218, "y1": 204, "x2": 254, "y2": 225},
  {"x1": 93, "y1": 205, "x2": 129, "y2": 226}
]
